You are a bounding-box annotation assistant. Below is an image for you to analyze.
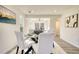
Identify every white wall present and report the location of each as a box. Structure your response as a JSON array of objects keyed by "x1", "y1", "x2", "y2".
[
  {"x1": 16, "y1": 13, "x2": 25, "y2": 32},
  {"x1": 0, "y1": 23, "x2": 17, "y2": 53},
  {"x1": 60, "y1": 9, "x2": 79, "y2": 48},
  {"x1": 50, "y1": 16, "x2": 61, "y2": 34},
  {"x1": 55, "y1": 17, "x2": 61, "y2": 36},
  {"x1": 56, "y1": 20, "x2": 60, "y2": 35}
]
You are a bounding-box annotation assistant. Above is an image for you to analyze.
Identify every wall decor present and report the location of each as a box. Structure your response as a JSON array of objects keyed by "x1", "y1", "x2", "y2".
[
  {"x1": 0, "y1": 5, "x2": 16, "y2": 24},
  {"x1": 66, "y1": 14, "x2": 78, "y2": 28}
]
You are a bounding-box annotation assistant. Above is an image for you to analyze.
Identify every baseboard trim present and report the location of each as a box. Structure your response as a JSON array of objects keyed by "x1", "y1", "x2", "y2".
[
  {"x1": 5, "y1": 45, "x2": 17, "y2": 54},
  {"x1": 61, "y1": 38, "x2": 79, "y2": 48},
  {"x1": 54, "y1": 42, "x2": 66, "y2": 54}
]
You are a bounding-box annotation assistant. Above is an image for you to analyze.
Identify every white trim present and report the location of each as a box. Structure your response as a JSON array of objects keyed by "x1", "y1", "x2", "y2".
[
  {"x1": 61, "y1": 38, "x2": 79, "y2": 48},
  {"x1": 53, "y1": 41, "x2": 66, "y2": 54}
]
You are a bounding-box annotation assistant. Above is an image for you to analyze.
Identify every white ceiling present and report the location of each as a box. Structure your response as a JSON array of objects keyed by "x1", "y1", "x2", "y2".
[{"x1": 4, "y1": 5, "x2": 79, "y2": 15}]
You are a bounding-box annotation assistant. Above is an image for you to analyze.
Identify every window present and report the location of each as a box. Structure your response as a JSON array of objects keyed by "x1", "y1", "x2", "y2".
[{"x1": 25, "y1": 17, "x2": 50, "y2": 33}]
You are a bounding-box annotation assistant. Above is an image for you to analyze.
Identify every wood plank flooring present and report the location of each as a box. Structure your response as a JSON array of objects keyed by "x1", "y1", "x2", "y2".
[{"x1": 55, "y1": 35, "x2": 79, "y2": 54}]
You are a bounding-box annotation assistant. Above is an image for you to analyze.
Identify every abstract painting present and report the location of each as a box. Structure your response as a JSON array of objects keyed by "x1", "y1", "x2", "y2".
[
  {"x1": 0, "y1": 5, "x2": 16, "y2": 24},
  {"x1": 66, "y1": 14, "x2": 78, "y2": 28}
]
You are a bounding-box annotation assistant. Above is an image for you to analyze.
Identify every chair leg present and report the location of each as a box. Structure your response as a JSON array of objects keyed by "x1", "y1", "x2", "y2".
[
  {"x1": 31, "y1": 47, "x2": 35, "y2": 54},
  {"x1": 16, "y1": 46, "x2": 19, "y2": 54},
  {"x1": 25, "y1": 46, "x2": 32, "y2": 54},
  {"x1": 25, "y1": 46, "x2": 35, "y2": 54},
  {"x1": 53, "y1": 43, "x2": 55, "y2": 48},
  {"x1": 21, "y1": 50, "x2": 24, "y2": 54}
]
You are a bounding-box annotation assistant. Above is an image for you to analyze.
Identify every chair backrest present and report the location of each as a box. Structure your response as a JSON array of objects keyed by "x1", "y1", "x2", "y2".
[
  {"x1": 15, "y1": 32, "x2": 25, "y2": 49},
  {"x1": 38, "y1": 32, "x2": 55, "y2": 54}
]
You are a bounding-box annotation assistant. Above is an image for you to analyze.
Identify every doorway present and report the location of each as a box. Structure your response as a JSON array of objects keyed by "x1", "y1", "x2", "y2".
[{"x1": 55, "y1": 16, "x2": 61, "y2": 37}]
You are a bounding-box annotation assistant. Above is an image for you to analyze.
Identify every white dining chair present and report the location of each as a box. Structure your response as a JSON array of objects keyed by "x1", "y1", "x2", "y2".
[
  {"x1": 38, "y1": 32, "x2": 55, "y2": 54},
  {"x1": 15, "y1": 32, "x2": 34, "y2": 54}
]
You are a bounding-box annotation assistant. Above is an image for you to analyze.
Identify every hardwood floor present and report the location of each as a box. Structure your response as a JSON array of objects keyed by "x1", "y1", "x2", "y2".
[{"x1": 55, "y1": 35, "x2": 79, "y2": 54}]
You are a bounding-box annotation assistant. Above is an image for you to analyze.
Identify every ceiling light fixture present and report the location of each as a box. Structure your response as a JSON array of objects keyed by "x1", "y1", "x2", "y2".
[
  {"x1": 54, "y1": 10, "x2": 57, "y2": 13},
  {"x1": 28, "y1": 10, "x2": 31, "y2": 14}
]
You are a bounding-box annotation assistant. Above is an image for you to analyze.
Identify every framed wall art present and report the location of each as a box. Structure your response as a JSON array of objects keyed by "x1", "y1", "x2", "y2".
[
  {"x1": 0, "y1": 5, "x2": 16, "y2": 24},
  {"x1": 66, "y1": 13, "x2": 78, "y2": 28}
]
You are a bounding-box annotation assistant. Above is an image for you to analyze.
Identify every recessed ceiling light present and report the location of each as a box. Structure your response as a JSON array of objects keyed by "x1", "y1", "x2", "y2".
[{"x1": 54, "y1": 10, "x2": 57, "y2": 13}]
